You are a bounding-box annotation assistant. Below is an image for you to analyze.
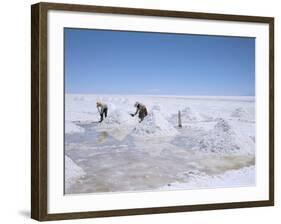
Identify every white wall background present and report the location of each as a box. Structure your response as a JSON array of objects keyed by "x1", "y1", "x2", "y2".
[{"x1": 0, "y1": 0, "x2": 279, "y2": 223}]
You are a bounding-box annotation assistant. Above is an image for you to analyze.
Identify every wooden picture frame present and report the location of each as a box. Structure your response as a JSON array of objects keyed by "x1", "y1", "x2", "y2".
[{"x1": 31, "y1": 2, "x2": 274, "y2": 221}]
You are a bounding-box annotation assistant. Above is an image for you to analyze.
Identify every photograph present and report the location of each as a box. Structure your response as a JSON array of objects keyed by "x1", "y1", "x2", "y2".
[{"x1": 64, "y1": 28, "x2": 256, "y2": 194}]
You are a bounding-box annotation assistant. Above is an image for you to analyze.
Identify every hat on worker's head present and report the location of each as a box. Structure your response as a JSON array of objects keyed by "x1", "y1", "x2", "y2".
[
  {"x1": 96, "y1": 101, "x2": 102, "y2": 106},
  {"x1": 134, "y1": 102, "x2": 140, "y2": 107}
]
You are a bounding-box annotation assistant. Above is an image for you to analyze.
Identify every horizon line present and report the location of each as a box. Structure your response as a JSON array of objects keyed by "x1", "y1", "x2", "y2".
[{"x1": 65, "y1": 92, "x2": 255, "y2": 97}]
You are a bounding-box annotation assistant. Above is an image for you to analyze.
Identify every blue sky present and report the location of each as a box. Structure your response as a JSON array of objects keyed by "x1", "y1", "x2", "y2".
[{"x1": 64, "y1": 28, "x2": 255, "y2": 96}]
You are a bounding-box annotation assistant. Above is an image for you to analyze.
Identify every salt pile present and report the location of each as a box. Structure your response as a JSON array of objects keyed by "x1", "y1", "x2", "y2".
[
  {"x1": 65, "y1": 156, "x2": 85, "y2": 190},
  {"x1": 132, "y1": 106, "x2": 178, "y2": 137},
  {"x1": 231, "y1": 107, "x2": 248, "y2": 118},
  {"x1": 95, "y1": 109, "x2": 137, "y2": 141},
  {"x1": 214, "y1": 118, "x2": 232, "y2": 132},
  {"x1": 96, "y1": 109, "x2": 136, "y2": 131},
  {"x1": 181, "y1": 107, "x2": 197, "y2": 122},
  {"x1": 160, "y1": 166, "x2": 255, "y2": 190},
  {"x1": 195, "y1": 118, "x2": 240, "y2": 153}
]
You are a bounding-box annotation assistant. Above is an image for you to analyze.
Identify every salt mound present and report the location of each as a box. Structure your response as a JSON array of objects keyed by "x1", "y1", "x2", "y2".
[
  {"x1": 65, "y1": 156, "x2": 85, "y2": 190},
  {"x1": 195, "y1": 118, "x2": 240, "y2": 153},
  {"x1": 231, "y1": 107, "x2": 248, "y2": 118},
  {"x1": 181, "y1": 107, "x2": 197, "y2": 122},
  {"x1": 132, "y1": 107, "x2": 178, "y2": 137},
  {"x1": 107, "y1": 102, "x2": 117, "y2": 111},
  {"x1": 214, "y1": 118, "x2": 232, "y2": 132},
  {"x1": 160, "y1": 166, "x2": 255, "y2": 190},
  {"x1": 96, "y1": 109, "x2": 136, "y2": 130},
  {"x1": 95, "y1": 109, "x2": 137, "y2": 141}
]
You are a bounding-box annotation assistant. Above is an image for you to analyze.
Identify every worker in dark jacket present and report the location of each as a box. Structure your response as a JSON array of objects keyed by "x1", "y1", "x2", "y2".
[
  {"x1": 132, "y1": 102, "x2": 148, "y2": 122},
  {"x1": 96, "y1": 101, "x2": 108, "y2": 122}
]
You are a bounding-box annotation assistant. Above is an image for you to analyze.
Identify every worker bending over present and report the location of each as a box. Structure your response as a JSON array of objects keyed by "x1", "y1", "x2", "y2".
[
  {"x1": 132, "y1": 102, "x2": 148, "y2": 122},
  {"x1": 96, "y1": 101, "x2": 108, "y2": 123}
]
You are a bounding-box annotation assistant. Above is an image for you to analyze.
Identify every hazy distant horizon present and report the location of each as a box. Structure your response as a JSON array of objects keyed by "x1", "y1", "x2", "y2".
[{"x1": 65, "y1": 92, "x2": 255, "y2": 97}]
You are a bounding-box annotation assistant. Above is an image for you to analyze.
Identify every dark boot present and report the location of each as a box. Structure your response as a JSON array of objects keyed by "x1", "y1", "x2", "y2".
[
  {"x1": 99, "y1": 114, "x2": 103, "y2": 123},
  {"x1": 104, "y1": 108, "x2": 108, "y2": 118}
]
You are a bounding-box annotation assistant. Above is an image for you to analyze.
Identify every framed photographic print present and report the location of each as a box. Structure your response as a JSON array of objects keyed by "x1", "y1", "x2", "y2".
[{"x1": 31, "y1": 2, "x2": 274, "y2": 221}]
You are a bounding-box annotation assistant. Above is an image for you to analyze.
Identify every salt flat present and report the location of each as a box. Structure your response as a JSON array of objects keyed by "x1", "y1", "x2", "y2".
[{"x1": 64, "y1": 94, "x2": 255, "y2": 194}]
